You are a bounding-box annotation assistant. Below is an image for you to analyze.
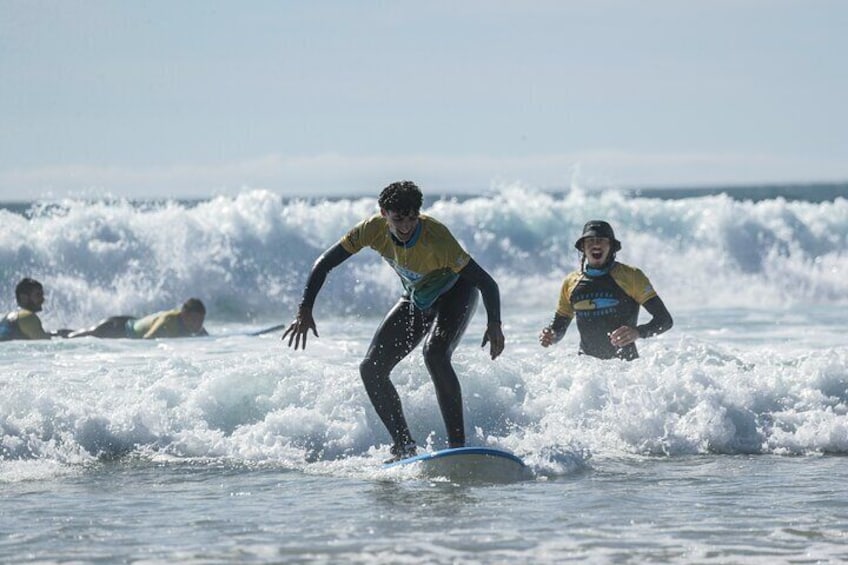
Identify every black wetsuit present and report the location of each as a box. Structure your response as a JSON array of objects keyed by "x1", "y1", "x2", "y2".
[
  {"x1": 69, "y1": 316, "x2": 137, "y2": 338},
  {"x1": 359, "y1": 274, "x2": 480, "y2": 448},
  {"x1": 301, "y1": 215, "x2": 500, "y2": 450}
]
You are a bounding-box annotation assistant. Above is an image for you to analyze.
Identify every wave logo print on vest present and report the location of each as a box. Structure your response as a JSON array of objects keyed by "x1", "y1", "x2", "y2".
[{"x1": 573, "y1": 298, "x2": 620, "y2": 311}]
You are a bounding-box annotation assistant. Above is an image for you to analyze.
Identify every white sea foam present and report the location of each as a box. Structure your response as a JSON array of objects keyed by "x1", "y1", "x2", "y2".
[
  {"x1": 2, "y1": 186, "x2": 847, "y2": 482},
  {"x1": 2, "y1": 314, "x2": 847, "y2": 484},
  {"x1": 2, "y1": 187, "x2": 845, "y2": 329}
]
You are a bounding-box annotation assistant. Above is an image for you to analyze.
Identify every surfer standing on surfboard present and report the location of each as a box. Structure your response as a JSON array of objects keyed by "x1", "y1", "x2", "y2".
[
  {"x1": 282, "y1": 181, "x2": 505, "y2": 462},
  {"x1": 539, "y1": 220, "x2": 673, "y2": 360}
]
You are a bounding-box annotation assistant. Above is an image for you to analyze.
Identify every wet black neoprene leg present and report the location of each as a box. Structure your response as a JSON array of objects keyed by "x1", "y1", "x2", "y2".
[
  {"x1": 422, "y1": 277, "x2": 478, "y2": 448},
  {"x1": 360, "y1": 298, "x2": 430, "y2": 448},
  {"x1": 68, "y1": 316, "x2": 135, "y2": 339}
]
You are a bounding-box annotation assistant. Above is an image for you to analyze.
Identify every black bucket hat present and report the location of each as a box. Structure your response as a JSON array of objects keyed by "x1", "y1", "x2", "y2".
[{"x1": 574, "y1": 220, "x2": 622, "y2": 252}]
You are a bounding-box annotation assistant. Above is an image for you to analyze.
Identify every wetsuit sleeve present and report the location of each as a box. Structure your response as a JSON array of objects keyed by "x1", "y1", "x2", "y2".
[
  {"x1": 546, "y1": 313, "x2": 572, "y2": 343},
  {"x1": 637, "y1": 296, "x2": 673, "y2": 339},
  {"x1": 300, "y1": 243, "x2": 353, "y2": 309},
  {"x1": 457, "y1": 258, "x2": 500, "y2": 327}
]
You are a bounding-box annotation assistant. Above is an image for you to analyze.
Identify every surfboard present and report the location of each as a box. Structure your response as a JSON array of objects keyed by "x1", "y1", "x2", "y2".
[
  {"x1": 382, "y1": 446, "x2": 530, "y2": 483},
  {"x1": 247, "y1": 323, "x2": 288, "y2": 336}
]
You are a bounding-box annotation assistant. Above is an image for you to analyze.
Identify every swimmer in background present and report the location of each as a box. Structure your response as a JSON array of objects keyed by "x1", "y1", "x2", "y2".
[
  {"x1": 68, "y1": 298, "x2": 208, "y2": 339},
  {"x1": 0, "y1": 278, "x2": 72, "y2": 340}
]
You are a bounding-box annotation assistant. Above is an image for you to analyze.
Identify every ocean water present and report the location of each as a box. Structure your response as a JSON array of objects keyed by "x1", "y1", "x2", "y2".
[{"x1": 2, "y1": 186, "x2": 847, "y2": 563}]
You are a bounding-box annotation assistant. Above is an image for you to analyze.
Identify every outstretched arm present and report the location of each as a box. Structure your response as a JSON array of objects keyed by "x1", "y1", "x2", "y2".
[
  {"x1": 282, "y1": 243, "x2": 352, "y2": 350},
  {"x1": 458, "y1": 258, "x2": 504, "y2": 360}
]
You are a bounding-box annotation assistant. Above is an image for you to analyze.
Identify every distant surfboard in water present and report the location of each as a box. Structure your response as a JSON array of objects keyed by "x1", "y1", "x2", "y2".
[{"x1": 383, "y1": 446, "x2": 530, "y2": 483}]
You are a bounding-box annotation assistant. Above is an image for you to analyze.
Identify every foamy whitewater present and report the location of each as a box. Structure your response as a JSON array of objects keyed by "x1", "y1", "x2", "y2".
[{"x1": 2, "y1": 186, "x2": 847, "y2": 563}]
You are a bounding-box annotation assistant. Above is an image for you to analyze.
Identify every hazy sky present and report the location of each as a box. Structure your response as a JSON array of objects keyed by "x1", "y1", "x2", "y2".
[{"x1": 2, "y1": 0, "x2": 846, "y2": 200}]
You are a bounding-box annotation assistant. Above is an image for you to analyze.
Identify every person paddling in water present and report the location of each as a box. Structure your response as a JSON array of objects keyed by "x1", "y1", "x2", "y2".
[
  {"x1": 0, "y1": 278, "x2": 71, "y2": 340},
  {"x1": 282, "y1": 181, "x2": 505, "y2": 462},
  {"x1": 68, "y1": 298, "x2": 208, "y2": 339},
  {"x1": 539, "y1": 220, "x2": 673, "y2": 360}
]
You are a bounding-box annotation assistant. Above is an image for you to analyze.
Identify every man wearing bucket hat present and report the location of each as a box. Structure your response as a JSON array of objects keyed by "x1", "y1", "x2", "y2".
[{"x1": 539, "y1": 220, "x2": 672, "y2": 360}]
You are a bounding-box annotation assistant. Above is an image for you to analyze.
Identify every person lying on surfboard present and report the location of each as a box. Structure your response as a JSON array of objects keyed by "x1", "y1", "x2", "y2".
[
  {"x1": 0, "y1": 278, "x2": 72, "y2": 340},
  {"x1": 539, "y1": 220, "x2": 672, "y2": 360},
  {"x1": 67, "y1": 298, "x2": 208, "y2": 339},
  {"x1": 282, "y1": 180, "x2": 505, "y2": 462}
]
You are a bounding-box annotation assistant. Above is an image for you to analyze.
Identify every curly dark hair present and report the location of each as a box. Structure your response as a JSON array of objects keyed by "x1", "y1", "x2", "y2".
[{"x1": 378, "y1": 181, "x2": 423, "y2": 213}]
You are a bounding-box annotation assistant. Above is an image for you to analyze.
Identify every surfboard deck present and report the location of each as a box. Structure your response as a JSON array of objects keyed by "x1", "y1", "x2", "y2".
[{"x1": 382, "y1": 446, "x2": 530, "y2": 483}]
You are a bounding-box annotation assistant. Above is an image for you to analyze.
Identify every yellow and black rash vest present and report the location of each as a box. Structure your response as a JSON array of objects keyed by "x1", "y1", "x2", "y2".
[
  {"x1": 0, "y1": 309, "x2": 50, "y2": 340},
  {"x1": 556, "y1": 262, "x2": 658, "y2": 360},
  {"x1": 340, "y1": 214, "x2": 471, "y2": 310},
  {"x1": 130, "y1": 309, "x2": 188, "y2": 339}
]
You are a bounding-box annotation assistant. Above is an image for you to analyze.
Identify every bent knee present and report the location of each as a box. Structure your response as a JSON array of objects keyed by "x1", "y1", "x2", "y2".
[
  {"x1": 422, "y1": 340, "x2": 451, "y2": 363},
  {"x1": 359, "y1": 356, "x2": 391, "y2": 384},
  {"x1": 359, "y1": 357, "x2": 375, "y2": 379}
]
